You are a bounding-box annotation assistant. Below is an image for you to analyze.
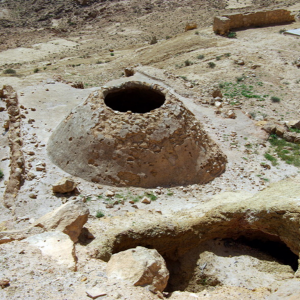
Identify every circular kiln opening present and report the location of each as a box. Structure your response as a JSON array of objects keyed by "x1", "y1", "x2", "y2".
[{"x1": 104, "y1": 86, "x2": 165, "y2": 113}]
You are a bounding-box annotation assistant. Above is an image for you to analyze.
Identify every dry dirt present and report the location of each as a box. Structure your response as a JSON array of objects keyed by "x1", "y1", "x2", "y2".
[{"x1": 1, "y1": 0, "x2": 300, "y2": 299}]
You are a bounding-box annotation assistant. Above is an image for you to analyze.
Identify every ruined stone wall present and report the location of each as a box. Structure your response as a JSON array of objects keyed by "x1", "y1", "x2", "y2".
[{"x1": 213, "y1": 9, "x2": 295, "y2": 35}]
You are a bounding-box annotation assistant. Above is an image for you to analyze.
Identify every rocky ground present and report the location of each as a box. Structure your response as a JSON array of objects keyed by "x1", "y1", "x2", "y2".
[{"x1": 1, "y1": 0, "x2": 300, "y2": 299}]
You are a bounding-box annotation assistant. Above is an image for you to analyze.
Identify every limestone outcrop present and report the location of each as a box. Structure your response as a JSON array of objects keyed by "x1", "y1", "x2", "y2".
[
  {"x1": 214, "y1": 9, "x2": 295, "y2": 35},
  {"x1": 33, "y1": 200, "x2": 89, "y2": 242},
  {"x1": 106, "y1": 246, "x2": 169, "y2": 292},
  {"x1": 47, "y1": 81, "x2": 226, "y2": 188},
  {"x1": 88, "y1": 176, "x2": 300, "y2": 263}
]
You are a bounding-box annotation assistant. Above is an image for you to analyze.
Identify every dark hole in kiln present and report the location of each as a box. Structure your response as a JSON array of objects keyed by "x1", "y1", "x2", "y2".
[{"x1": 104, "y1": 87, "x2": 165, "y2": 113}]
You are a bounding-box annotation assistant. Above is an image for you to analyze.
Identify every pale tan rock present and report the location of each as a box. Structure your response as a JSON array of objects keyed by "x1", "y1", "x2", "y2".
[
  {"x1": 33, "y1": 200, "x2": 89, "y2": 242},
  {"x1": 105, "y1": 190, "x2": 115, "y2": 197},
  {"x1": 86, "y1": 287, "x2": 107, "y2": 299},
  {"x1": 141, "y1": 197, "x2": 151, "y2": 204},
  {"x1": 52, "y1": 177, "x2": 77, "y2": 193},
  {"x1": 25, "y1": 231, "x2": 76, "y2": 270},
  {"x1": 106, "y1": 246, "x2": 169, "y2": 292}
]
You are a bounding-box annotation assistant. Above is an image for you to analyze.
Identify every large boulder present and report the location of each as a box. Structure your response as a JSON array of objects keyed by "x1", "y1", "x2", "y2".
[
  {"x1": 33, "y1": 200, "x2": 89, "y2": 242},
  {"x1": 106, "y1": 246, "x2": 169, "y2": 292}
]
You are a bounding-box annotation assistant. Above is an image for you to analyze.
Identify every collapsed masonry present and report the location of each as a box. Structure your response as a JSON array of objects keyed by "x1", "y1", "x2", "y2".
[
  {"x1": 214, "y1": 9, "x2": 295, "y2": 35},
  {"x1": 48, "y1": 81, "x2": 226, "y2": 188}
]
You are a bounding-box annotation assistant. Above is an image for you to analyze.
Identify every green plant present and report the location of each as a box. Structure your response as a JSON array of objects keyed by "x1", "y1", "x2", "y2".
[
  {"x1": 96, "y1": 60, "x2": 103, "y2": 64},
  {"x1": 271, "y1": 96, "x2": 281, "y2": 103},
  {"x1": 195, "y1": 31, "x2": 199, "y2": 35},
  {"x1": 289, "y1": 128, "x2": 300, "y2": 133},
  {"x1": 166, "y1": 35, "x2": 171, "y2": 39},
  {"x1": 224, "y1": 53, "x2": 231, "y2": 57},
  {"x1": 279, "y1": 29, "x2": 286, "y2": 34},
  {"x1": 184, "y1": 60, "x2": 192, "y2": 66},
  {"x1": 145, "y1": 192, "x2": 157, "y2": 201},
  {"x1": 216, "y1": 56, "x2": 222, "y2": 61},
  {"x1": 97, "y1": 195, "x2": 103, "y2": 199},
  {"x1": 3, "y1": 68, "x2": 16, "y2": 75},
  {"x1": 96, "y1": 210, "x2": 105, "y2": 218},
  {"x1": 227, "y1": 31, "x2": 237, "y2": 38},
  {"x1": 268, "y1": 134, "x2": 300, "y2": 167},
  {"x1": 208, "y1": 62, "x2": 216, "y2": 68},
  {"x1": 197, "y1": 54, "x2": 204, "y2": 59},
  {"x1": 264, "y1": 152, "x2": 278, "y2": 166},
  {"x1": 110, "y1": 52, "x2": 114, "y2": 56},
  {"x1": 86, "y1": 196, "x2": 92, "y2": 202},
  {"x1": 115, "y1": 193, "x2": 124, "y2": 199},
  {"x1": 167, "y1": 189, "x2": 174, "y2": 196},
  {"x1": 33, "y1": 68, "x2": 39, "y2": 73},
  {"x1": 180, "y1": 76, "x2": 188, "y2": 81},
  {"x1": 0, "y1": 169, "x2": 3, "y2": 179}
]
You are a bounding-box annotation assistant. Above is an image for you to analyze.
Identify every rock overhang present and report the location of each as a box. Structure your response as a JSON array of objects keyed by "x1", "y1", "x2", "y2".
[{"x1": 47, "y1": 81, "x2": 227, "y2": 187}]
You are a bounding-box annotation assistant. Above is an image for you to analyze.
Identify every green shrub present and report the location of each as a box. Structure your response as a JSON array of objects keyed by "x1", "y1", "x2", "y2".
[
  {"x1": 264, "y1": 153, "x2": 278, "y2": 166},
  {"x1": 0, "y1": 169, "x2": 3, "y2": 179},
  {"x1": 110, "y1": 53, "x2": 114, "y2": 56},
  {"x1": 3, "y1": 69, "x2": 16, "y2": 75},
  {"x1": 184, "y1": 60, "x2": 192, "y2": 66},
  {"x1": 197, "y1": 54, "x2": 204, "y2": 59},
  {"x1": 33, "y1": 68, "x2": 39, "y2": 73},
  {"x1": 208, "y1": 62, "x2": 216, "y2": 68},
  {"x1": 271, "y1": 96, "x2": 280, "y2": 103},
  {"x1": 96, "y1": 210, "x2": 105, "y2": 218},
  {"x1": 227, "y1": 31, "x2": 237, "y2": 38}
]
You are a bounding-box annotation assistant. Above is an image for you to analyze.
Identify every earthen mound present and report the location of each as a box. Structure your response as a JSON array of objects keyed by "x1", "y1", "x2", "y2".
[{"x1": 47, "y1": 81, "x2": 226, "y2": 187}]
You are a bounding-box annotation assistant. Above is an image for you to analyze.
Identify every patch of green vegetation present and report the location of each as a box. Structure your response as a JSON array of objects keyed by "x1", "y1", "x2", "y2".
[
  {"x1": 33, "y1": 68, "x2": 39, "y2": 73},
  {"x1": 184, "y1": 60, "x2": 193, "y2": 66},
  {"x1": 271, "y1": 96, "x2": 281, "y2": 103},
  {"x1": 167, "y1": 189, "x2": 174, "y2": 196},
  {"x1": 97, "y1": 195, "x2": 103, "y2": 199},
  {"x1": 3, "y1": 68, "x2": 16, "y2": 75},
  {"x1": 197, "y1": 54, "x2": 204, "y2": 59},
  {"x1": 0, "y1": 169, "x2": 3, "y2": 179},
  {"x1": 96, "y1": 60, "x2": 103, "y2": 64},
  {"x1": 224, "y1": 53, "x2": 231, "y2": 57},
  {"x1": 216, "y1": 56, "x2": 222, "y2": 61},
  {"x1": 180, "y1": 76, "x2": 188, "y2": 81},
  {"x1": 219, "y1": 81, "x2": 263, "y2": 100},
  {"x1": 289, "y1": 128, "x2": 300, "y2": 134},
  {"x1": 166, "y1": 35, "x2": 171, "y2": 40},
  {"x1": 86, "y1": 196, "x2": 92, "y2": 202},
  {"x1": 279, "y1": 29, "x2": 286, "y2": 34},
  {"x1": 264, "y1": 152, "x2": 278, "y2": 166},
  {"x1": 208, "y1": 62, "x2": 216, "y2": 68},
  {"x1": 114, "y1": 193, "x2": 124, "y2": 199},
  {"x1": 110, "y1": 52, "x2": 114, "y2": 56},
  {"x1": 96, "y1": 210, "x2": 105, "y2": 218},
  {"x1": 227, "y1": 31, "x2": 237, "y2": 38},
  {"x1": 195, "y1": 31, "x2": 199, "y2": 35},
  {"x1": 145, "y1": 192, "x2": 157, "y2": 201},
  {"x1": 268, "y1": 134, "x2": 300, "y2": 167}
]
